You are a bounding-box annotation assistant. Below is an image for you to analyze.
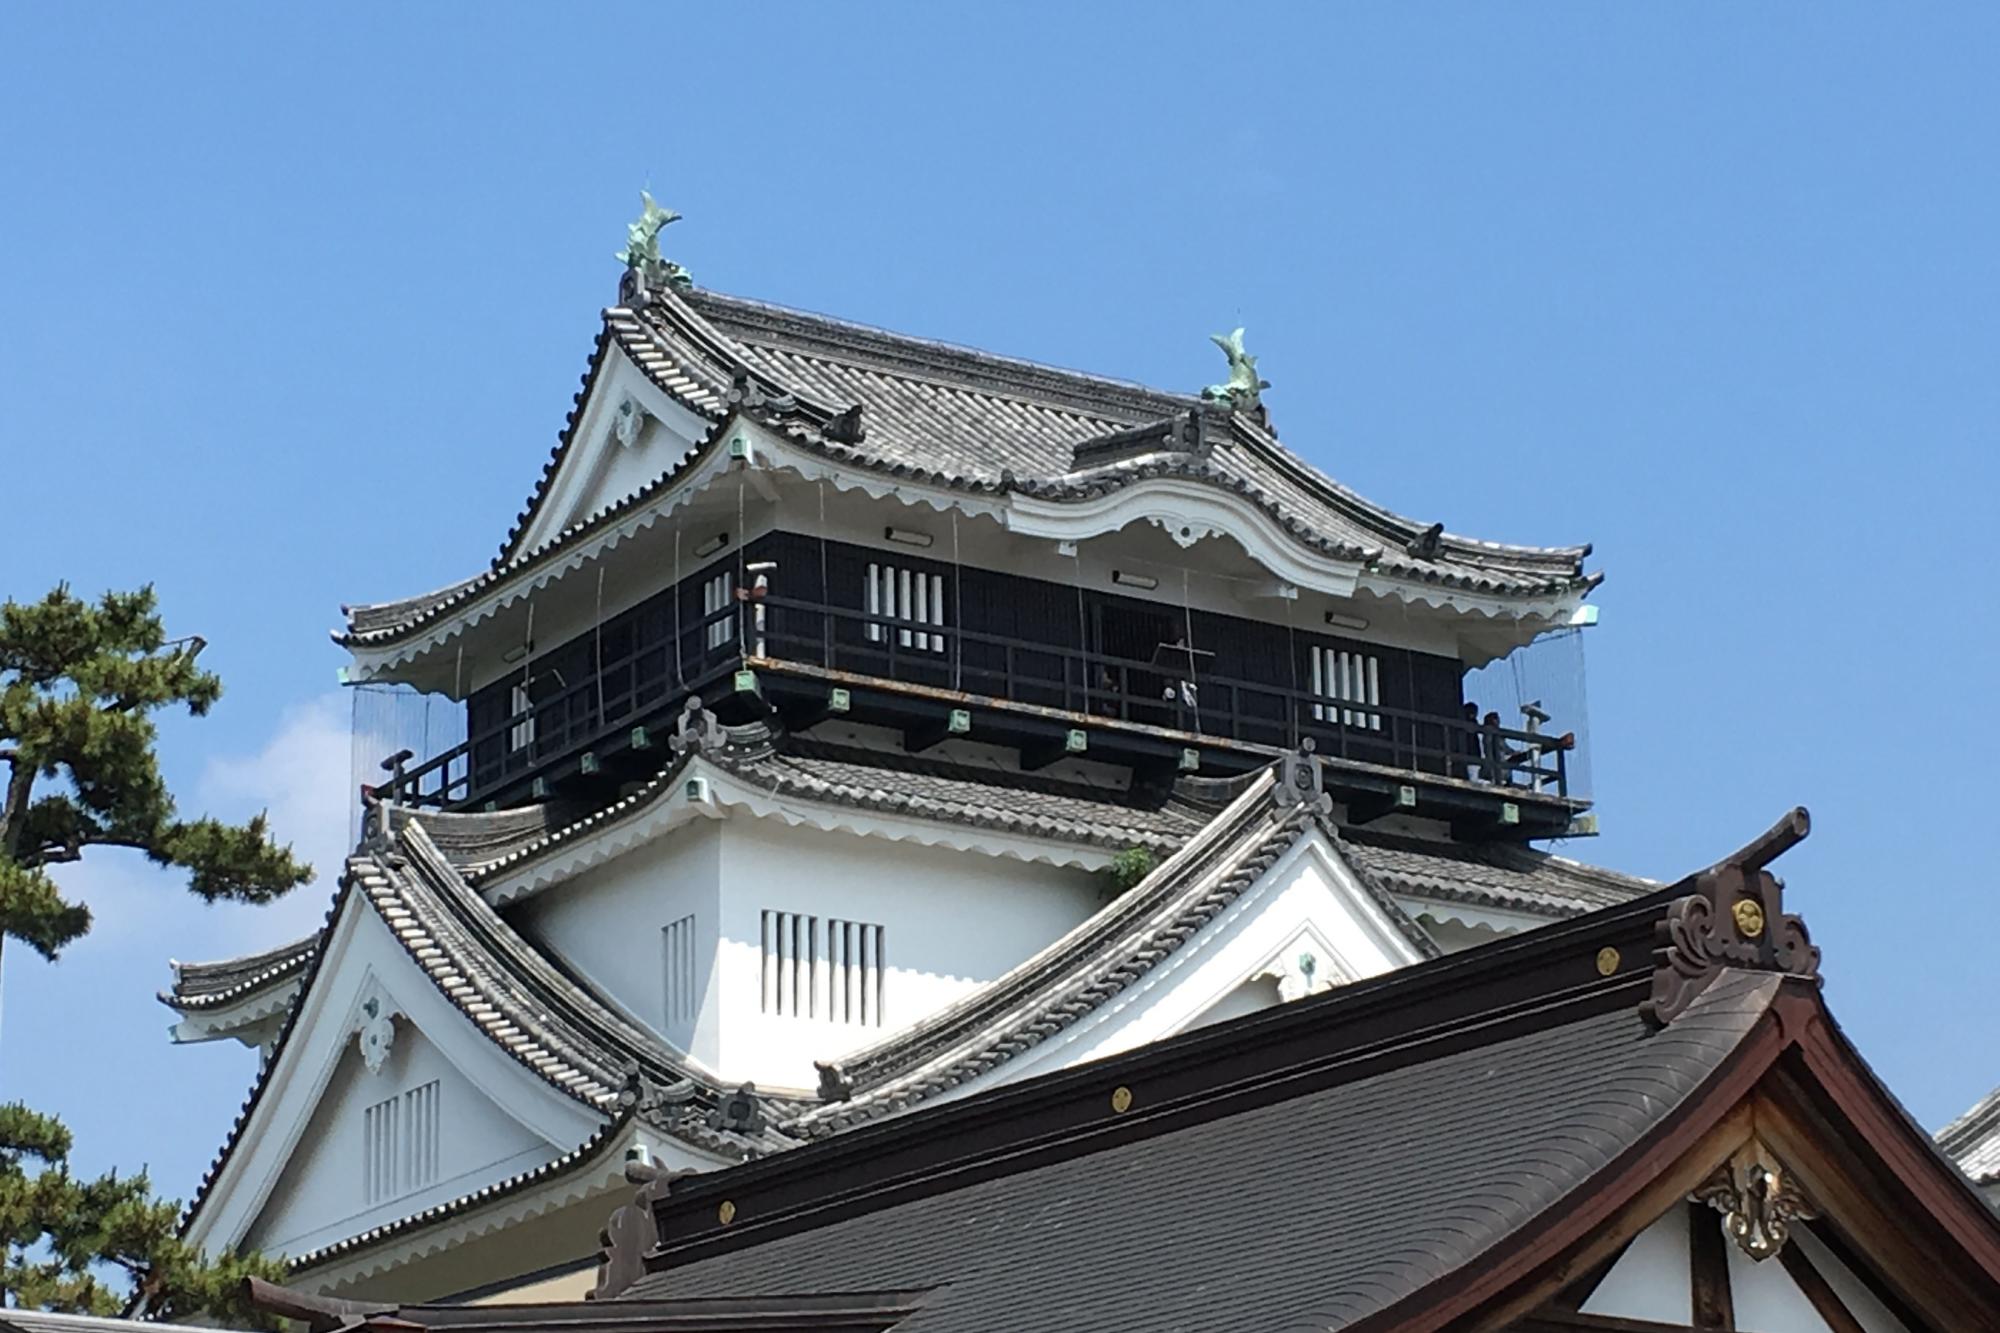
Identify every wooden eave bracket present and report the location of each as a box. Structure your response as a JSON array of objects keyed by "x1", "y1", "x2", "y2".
[{"x1": 1642, "y1": 806, "x2": 1821, "y2": 1028}]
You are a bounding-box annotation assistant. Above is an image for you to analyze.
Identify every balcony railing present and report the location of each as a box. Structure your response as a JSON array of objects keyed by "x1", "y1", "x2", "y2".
[{"x1": 374, "y1": 591, "x2": 1577, "y2": 812}]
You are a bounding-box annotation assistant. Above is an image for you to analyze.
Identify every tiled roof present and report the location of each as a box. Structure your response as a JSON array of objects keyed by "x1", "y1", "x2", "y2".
[
  {"x1": 388, "y1": 802, "x2": 584, "y2": 871},
  {"x1": 1941, "y1": 1084, "x2": 2000, "y2": 1186},
  {"x1": 736, "y1": 740, "x2": 1212, "y2": 853},
  {"x1": 466, "y1": 729, "x2": 1215, "y2": 887},
  {"x1": 353, "y1": 825, "x2": 800, "y2": 1154},
  {"x1": 1342, "y1": 827, "x2": 1656, "y2": 920},
  {"x1": 162, "y1": 932, "x2": 321, "y2": 1011},
  {"x1": 794, "y1": 771, "x2": 1437, "y2": 1136},
  {"x1": 628, "y1": 971, "x2": 1781, "y2": 1331},
  {"x1": 283, "y1": 1111, "x2": 635, "y2": 1276},
  {"x1": 341, "y1": 284, "x2": 1595, "y2": 646}
]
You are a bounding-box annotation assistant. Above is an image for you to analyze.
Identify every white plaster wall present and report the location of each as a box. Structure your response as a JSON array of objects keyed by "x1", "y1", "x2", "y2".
[
  {"x1": 511, "y1": 818, "x2": 725, "y2": 1067},
  {"x1": 1582, "y1": 1205, "x2": 1693, "y2": 1324},
  {"x1": 713, "y1": 817, "x2": 1101, "y2": 1091},
  {"x1": 245, "y1": 1024, "x2": 557, "y2": 1259},
  {"x1": 1584, "y1": 1204, "x2": 1906, "y2": 1333}
]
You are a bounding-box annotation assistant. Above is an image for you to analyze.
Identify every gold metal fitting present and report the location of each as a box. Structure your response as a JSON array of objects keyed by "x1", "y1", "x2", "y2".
[
  {"x1": 1595, "y1": 947, "x2": 1621, "y2": 977},
  {"x1": 717, "y1": 1200, "x2": 737, "y2": 1226},
  {"x1": 1732, "y1": 898, "x2": 1766, "y2": 938},
  {"x1": 1110, "y1": 1086, "x2": 1134, "y2": 1114}
]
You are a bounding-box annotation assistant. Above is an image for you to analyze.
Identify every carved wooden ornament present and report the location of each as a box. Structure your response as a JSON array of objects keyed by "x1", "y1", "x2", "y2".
[
  {"x1": 1643, "y1": 807, "x2": 1820, "y2": 1027},
  {"x1": 1692, "y1": 1142, "x2": 1817, "y2": 1261}
]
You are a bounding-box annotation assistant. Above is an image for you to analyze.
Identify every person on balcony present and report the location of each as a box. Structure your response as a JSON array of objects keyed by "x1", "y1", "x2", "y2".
[
  {"x1": 1480, "y1": 710, "x2": 1516, "y2": 786},
  {"x1": 1457, "y1": 702, "x2": 1483, "y2": 780}
]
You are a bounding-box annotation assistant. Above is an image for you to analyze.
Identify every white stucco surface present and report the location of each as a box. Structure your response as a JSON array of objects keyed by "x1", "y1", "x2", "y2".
[
  {"x1": 511, "y1": 806, "x2": 1101, "y2": 1091},
  {"x1": 245, "y1": 1023, "x2": 557, "y2": 1258}
]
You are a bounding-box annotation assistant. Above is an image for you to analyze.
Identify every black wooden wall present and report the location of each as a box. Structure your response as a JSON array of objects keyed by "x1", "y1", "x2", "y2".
[{"x1": 463, "y1": 530, "x2": 1468, "y2": 786}]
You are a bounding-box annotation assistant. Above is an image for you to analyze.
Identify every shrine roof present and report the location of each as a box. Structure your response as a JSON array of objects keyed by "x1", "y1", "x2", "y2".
[{"x1": 626, "y1": 965, "x2": 1779, "y2": 1331}]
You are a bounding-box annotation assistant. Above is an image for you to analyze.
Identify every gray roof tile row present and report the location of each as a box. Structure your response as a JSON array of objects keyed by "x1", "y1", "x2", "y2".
[
  {"x1": 1941, "y1": 1084, "x2": 2000, "y2": 1186},
  {"x1": 162, "y1": 932, "x2": 321, "y2": 1011},
  {"x1": 1343, "y1": 828, "x2": 1655, "y2": 919}
]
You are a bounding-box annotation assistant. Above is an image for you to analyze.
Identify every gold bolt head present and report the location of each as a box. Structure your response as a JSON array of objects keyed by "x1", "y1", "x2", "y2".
[
  {"x1": 1110, "y1": 1086, "x2": 1134, "y2": 1114},
  {"x1": 1595, "y1": 947, "x2": 1621, "y2": 977},
  {"x1": 717, "y1": 1200, "x2": 737, "y2": 1226},
  {"x1": 1731, "y1": 898, "x2": 1766, "y2": 938}
]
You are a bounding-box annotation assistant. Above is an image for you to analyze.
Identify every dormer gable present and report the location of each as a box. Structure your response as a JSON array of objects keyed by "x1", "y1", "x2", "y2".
[{"x1": 506, "y1": 340, "x2": 715, "y2": 560}]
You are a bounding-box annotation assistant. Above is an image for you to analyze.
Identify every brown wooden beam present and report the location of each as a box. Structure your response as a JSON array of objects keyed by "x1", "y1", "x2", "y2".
[
  {"x1": 1509, "y1": 1312, "x2": 1706, "y2": 1333},
  {"x1": 1687, "y1": 1199, "x2": 1735, "y2": 1329},
  {"x1": 1777, "y1": 1240, "x2": 1869, "y2": 1333}
]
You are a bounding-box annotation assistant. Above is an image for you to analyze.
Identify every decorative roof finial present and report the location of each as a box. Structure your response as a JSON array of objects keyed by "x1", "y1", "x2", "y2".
[
  {"x1": 1642, "y1": 806, "x2": 1820, "y2": 1027},
  {"x1": 617, "y1": 191, "x2": 692, "y2": 300},
  {"x1": 1201, "y1": 327, "x2": 1271, "y2": 412}
]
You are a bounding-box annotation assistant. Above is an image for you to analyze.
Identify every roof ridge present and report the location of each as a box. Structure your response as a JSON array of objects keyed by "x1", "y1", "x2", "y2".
[{"x1": 683, "y1": 287, "x2": 1193, "y2": 423}]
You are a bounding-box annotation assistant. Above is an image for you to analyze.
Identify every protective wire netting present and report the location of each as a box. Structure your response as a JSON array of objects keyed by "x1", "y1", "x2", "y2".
[
  {"x1": 348, "y1": 683, "x2": 464, "y2": 846},
  {"x1": 1461, "y1": 626, "x2": 1594, "y2": 801}
]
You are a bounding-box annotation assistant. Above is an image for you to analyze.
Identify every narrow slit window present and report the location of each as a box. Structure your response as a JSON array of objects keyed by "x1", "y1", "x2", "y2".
[
  {"x1": 827, "y1": 917, "x2": 886, "y2": 1027},
  {"x1": 663, "y1": 914, "x2": 696, "y2": 1028},
  {"x1": 762, "y1": 912, "x2": 882, "y2": 1024},
  {"x1": 403, "y1": 1080, "x2": 440, "y2": 1192},
  {"x1": 702, "y1": 571, "x2": 736, "y2": 651},
  {"x1": 509, "y1": 682, "x2": 534, "y2": 752},
  {"x1": 363, "y1": 1094, "x2": 398, "y2": 1205}
]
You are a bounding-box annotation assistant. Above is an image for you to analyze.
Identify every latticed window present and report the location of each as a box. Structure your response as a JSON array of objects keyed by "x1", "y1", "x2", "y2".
[
  {"x1": 865, "y1": 563, "x2": 946, "y2": 652},
  {"x1": 702, "y1": 571, "x2": 736, "y2": 651},
  {"x1": 761, "y1": 910, "x2": 885, "y2": 1026},
  {"x1": 827, "y1": 917, "x2": 886, "y2": 1027},
  {"x1": 362, "y1": 1079, "x2": 440, "y2": 1205},
  {"x1": 1311, "y1": 647, "x2": 1381, "y2": 729}
]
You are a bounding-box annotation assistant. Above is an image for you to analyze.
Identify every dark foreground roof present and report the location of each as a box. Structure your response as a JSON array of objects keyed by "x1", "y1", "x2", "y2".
[
  {"x1": 600, "y1": 814, "x2": 2000, "y2": 1331},
  {"x1": 636, "y1": 973, "x2": 1776, "y2": 1333}
]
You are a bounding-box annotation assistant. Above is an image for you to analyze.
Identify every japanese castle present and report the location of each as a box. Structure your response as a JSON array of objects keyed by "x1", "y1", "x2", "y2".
[{"x1": 160, "y1": 208, "x2": 2000, "y2": 1328}]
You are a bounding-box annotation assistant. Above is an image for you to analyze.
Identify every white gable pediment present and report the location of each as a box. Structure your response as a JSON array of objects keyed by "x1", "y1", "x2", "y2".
[
  {"x1": 185, "y1": 891, "x2": 606, "y2": 1258},
  {"x1": 512, "y1": 350, "x2": 713, "y2": 557},
  {"x1": 964, "y1": 826, "x2": 1431, "y2": 1092},
  {"x1": 243, "y1": 1017, "x2": 556, "y2": 1258}
]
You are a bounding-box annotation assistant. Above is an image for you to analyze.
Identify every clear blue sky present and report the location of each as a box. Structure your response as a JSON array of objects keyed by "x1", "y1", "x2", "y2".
[{"x1": 4, "y1": 5, "x2": 1997, "y2": 1212}]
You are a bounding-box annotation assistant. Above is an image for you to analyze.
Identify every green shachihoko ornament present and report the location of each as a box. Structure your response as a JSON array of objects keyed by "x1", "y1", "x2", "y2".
[{"x1": 618, "y1": 191, "x2": 692, "y2": 293}]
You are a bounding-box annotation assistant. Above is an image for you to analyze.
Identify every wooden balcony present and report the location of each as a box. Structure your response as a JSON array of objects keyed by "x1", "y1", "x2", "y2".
[{"x1": 374, "y1": 588, "x2": 1588, "y2": 841}]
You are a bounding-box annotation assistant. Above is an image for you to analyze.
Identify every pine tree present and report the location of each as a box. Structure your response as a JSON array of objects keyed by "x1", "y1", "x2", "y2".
[{"x1": 0, "y1": 583, "x2": 313, "y2": 1322}]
